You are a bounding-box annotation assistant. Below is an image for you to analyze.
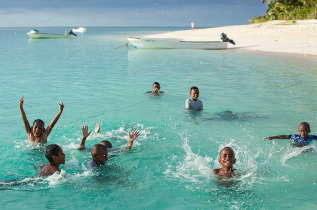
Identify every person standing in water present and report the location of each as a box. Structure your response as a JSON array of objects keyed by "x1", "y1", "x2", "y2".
[
  {"x1": 147, "y1": 82, "x2": 164, "y2": 95},
  {"x1": 185, "y1": 86, "x2": 203, "y2": 111},
  {"x1": 19, "y1": 96, "x2": 64, "y2": 143}
]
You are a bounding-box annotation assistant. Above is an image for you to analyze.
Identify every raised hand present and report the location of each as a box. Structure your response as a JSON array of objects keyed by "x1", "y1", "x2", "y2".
[
  {"x1": 95, "y1": 123, "x2": 100, "y2": 133},
  {"x1": 128, "y1": 129, "x2": 140, "y2": 142},
  {"x1": 19, "y1": 96, "x2": 24, "y2": 107},
  {"x1": 58, "y1": 101, "x2": 64, "y2": 112},
  {"x1": 81, "y1": 125, "x2": 92, "y2": 139}
]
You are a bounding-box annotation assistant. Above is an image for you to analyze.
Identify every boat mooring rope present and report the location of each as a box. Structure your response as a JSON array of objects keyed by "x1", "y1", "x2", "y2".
[{"x1": 113, "y1": 42, "x2": 129, "y2": 49}]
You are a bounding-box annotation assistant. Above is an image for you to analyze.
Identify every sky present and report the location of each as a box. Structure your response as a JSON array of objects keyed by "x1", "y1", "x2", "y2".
[{"x1": 0, "y1": 0, "x2": 268, "y2": 27}]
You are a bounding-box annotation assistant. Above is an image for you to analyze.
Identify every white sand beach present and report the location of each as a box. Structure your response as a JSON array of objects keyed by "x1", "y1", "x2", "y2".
[{"x1": 145, "y1": 20, "x2": 317, "y2": 59}]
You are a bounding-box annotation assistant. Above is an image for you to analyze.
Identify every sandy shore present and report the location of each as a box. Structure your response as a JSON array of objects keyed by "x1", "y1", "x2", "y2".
[{"x1": 145, "y1": 20, "x2": 317, "y2": 60}]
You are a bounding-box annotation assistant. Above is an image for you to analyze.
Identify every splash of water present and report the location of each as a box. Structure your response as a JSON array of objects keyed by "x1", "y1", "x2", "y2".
[{"x1": 281, "y1": 144, "x2": 316, "y2": 166}]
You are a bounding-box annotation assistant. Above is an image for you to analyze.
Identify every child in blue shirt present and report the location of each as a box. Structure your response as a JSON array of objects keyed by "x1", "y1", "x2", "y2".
[{"x1": 265, "y1": 122, "x2": 317, "y2": 145}]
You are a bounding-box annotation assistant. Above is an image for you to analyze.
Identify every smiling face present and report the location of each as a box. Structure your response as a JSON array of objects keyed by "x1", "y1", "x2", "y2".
[
  {"x1": 32, "y1": 121, "x2": 45, "y2": 137},
  {"x1": 298, "y1": 123, "x2": 310, "y2": 140},
  {"x1": 218, "y1": 147, "x2": 236, "y2": 169},
  {"x1": 190, "y1": 89, "x2": 199, "y2": 101}
]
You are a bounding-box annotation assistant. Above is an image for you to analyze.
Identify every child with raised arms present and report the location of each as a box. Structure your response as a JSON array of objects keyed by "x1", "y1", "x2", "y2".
[
  {"x1": 78, "y1": 125, "x2": 139, "y2": 168},
  {"x1": 19, "y1": 97, "x2": 64, "y2": 143},
  {"x1": 78, "y1": 124, "x2": 139, "y2": 151}
]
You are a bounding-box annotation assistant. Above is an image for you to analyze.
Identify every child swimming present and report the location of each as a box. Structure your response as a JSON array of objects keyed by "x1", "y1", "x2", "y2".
[
  {"x1": 79, "y1": 124, "x2": 140, "y2": 168},
  {"x1": 147, "y1": 82, "x2": 164, "y2": 94},
  {"x1": 185, "y1": 86, "x2": 203, "y2": 111},
  {"x1": 78, "y1": 124, "x2": 139, "y2": 151},
  {"x1": 38, "y1": 144, "x2": 65, "y2": 177},
  {"x1": 264, "y1": 122, "x2": 317, "y2": 146},
  {"x1": 213, "y1": 147, "x2": 237, "y2": 178},
  {"x1": 19, "y1": 96, "x2": 64, "y2": 143},
  {"x1": 88, "y1": 143, "x2": 109, "y2": 167},
  {"x1": 78, "y1": 125, "x2": 111, "y2": 150}
]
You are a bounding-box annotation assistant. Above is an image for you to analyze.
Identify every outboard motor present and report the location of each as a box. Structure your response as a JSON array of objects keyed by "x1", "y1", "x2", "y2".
[
  {"x1": 220, "y1": 33, "x2": 235, "y2": 45},
  {"x1": 68, "y1": 30, "x2": 77, "y2": 36}
]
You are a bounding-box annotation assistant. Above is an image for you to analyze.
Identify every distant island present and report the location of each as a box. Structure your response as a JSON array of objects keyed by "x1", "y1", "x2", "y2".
[{"x1": 250, "y1": 0, "x2": 317, "y2": 23}]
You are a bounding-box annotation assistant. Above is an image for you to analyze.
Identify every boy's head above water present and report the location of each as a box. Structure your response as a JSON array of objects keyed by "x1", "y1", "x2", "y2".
[
  {"x1": 152, "y1": 82, "x2": 161, "y2": 93},
  {"x1": 45, "y1": 144, "x2": 65, "y2": 165},
  {"x1": 189, "y1": 86, "x2": 199, "y2": 101},
  {"x1": 32, "y1": 119, "x2": 45, "y2": 137},
  {"x1": 218, "y1": 147, "x2": 236, "y2": 169},
  {"x1": 100, "y1": 140, "x2": 112, "y2": 148},
  {"x1": 91, "y1": 144, "x2": 108, "y2": 166},
  {"x1": 213, "y1": 147, "x2": 237, "y2": 177},
  {"x1": 298, "y1": 122, "x2": 311, "y2": 140}
]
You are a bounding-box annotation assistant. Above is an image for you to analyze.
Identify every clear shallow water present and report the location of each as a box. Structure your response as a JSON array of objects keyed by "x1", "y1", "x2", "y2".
[{"x1": 0, "y1": 27, "x2": 317, "y2": 209}]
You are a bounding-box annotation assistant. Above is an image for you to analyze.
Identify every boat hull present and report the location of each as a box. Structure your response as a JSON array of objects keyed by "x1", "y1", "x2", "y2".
[
  {"x1": 72, "y1": 27, "x2": 87, "y2": 33},
  {"x1": 127, "y1": 37, "x2": 228, "y2": 49},
  {"x1": 27, "y1": 32, "x2": 73, "y2": 39}
]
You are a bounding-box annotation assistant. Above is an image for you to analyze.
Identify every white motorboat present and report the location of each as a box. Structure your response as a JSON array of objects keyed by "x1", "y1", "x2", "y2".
[
  {"x1": 72, "y1": 27, "x2": 87, "y2": 33},
  {"x1": 27, "y1": 29, "x2": 77, "y2": 39},
  {"x1": 127, "y1": 37, "x2": 229, "y2": 49}
]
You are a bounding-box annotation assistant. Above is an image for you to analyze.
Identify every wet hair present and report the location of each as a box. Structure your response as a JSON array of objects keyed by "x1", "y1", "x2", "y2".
[
  {"x1": 299, "y1": 122, "x2": 310, "y2": 130},
  {"x1": 33, "y1": 119, "x2": 45, "y2": 127},
  {"x1": 31, "y1": 119, "x2": 45, "y2": 132},
  {"x1": 153, "y1": 82, "x2": 160, "y2": 87},
  {"x1": 45, "y1": 144, "x2": 61, "y2": 163},
  {"x1": 190, "y1": 86, "x2": 199, "y2": 92},
  {"x1": 100, "y1": 140, "x2": 112, "y2": 148},
  {"x1": 91, "y1": 144, "x2": 108, "y2": 157},
  {"x1": 219, "y1": 147, "x2": 235, "y2": 156}
]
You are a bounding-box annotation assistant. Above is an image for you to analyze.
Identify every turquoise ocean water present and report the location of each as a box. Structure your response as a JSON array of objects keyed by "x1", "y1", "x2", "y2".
[{"x1": 0, "y1": 27, "x2": 316, "y2": 209}]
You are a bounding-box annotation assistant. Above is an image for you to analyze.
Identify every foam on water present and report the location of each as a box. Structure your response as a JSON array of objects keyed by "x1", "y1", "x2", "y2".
[
  {"x1": 164, "y1": 136, "x2": 213, "y2": 182},
  {"x1": 281, "y1": 144, "x2": 316, "y2": 165}
]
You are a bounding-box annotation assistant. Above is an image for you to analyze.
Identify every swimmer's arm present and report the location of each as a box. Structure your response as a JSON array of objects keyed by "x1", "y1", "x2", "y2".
[
  {"x1": 19, "y1": 96, "x2": 31, "y2": 135},
  {"x1": 125, "y1": 129, "x2": 140, "y2": 150},
  {"x1": 264, "y1": 135, "x2": 289, "y2": 140},
  {"x1": 78, "y1": 125, "x2": 92, "y2": 150},
  {"x1": 185, "y1": 99, "x2": 190, "y2": 110},
  {"x1": 45, "y1": 102, "x2": 64, "y2": 136}
]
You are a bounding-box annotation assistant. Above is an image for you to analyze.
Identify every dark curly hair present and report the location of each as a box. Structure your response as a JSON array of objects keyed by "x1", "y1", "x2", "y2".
[{"x1": 45, "y1": 144, "x2": 61, "y2": 162}]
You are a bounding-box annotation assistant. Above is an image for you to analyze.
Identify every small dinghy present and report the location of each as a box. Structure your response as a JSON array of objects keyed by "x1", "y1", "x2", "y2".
[
  {"x1": 127, "y1": 33, "x2": 235, "y2": 49},
  {"x1": 27, "y1": 29, "x2": 77, "y2": 39}
]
